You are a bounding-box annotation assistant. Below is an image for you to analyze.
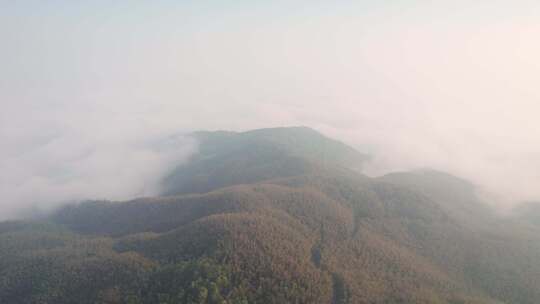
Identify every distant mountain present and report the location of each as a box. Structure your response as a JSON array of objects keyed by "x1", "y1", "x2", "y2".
[
  {"x1": 1, "y1": 127, "x2": 539, "y2": 304},
  {"x1": 378, "y1": 169, "x2": 496, "y2": 226},
  {"x1": 513, "y1": 201, "x2": 540, "y2": 226},
  {"x1": 161, "y1": 126, "x2": 367, "y2": 195}
]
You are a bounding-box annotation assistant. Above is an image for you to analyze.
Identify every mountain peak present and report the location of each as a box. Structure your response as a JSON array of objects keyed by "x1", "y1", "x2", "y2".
[{"x1": 162, "y1": 126, "x2": 367, "y2": 195}]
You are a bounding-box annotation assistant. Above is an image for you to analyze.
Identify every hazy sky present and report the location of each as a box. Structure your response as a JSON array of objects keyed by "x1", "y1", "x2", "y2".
[{"x1": 2, "y1": 1, "x2": 540, "y2": 218}]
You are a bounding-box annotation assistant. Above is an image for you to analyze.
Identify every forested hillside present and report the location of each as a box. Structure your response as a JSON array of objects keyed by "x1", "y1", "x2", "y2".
[{"x1": 1, "y1": 127, "x2": 539, "y2": 304}]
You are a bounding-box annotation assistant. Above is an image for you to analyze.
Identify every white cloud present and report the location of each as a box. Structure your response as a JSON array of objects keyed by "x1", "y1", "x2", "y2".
[{"x1": 2, "y1": 1, "x2": 540, "y2": 217}]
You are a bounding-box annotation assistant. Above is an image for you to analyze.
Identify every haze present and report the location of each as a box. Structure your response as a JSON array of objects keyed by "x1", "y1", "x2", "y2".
[{"x1": 2, "y1": 1, "x2": 540, "y2": 219}]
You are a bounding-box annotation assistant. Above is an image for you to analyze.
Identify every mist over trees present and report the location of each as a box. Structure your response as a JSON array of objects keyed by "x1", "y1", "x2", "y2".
[
  {"x1": 2, "y1": 127, "x2": 539, "y2": 303},
  {"x1": 3, "y1": 1, "x2": 540, "y2": 303}
]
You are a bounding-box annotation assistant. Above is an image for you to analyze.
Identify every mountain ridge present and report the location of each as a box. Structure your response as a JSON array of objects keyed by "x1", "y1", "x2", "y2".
[{"x1": 1, "y1": 127, "x2": 539, "y2": 304}]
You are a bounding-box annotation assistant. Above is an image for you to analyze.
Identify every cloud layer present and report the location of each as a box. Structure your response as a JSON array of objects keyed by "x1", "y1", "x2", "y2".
[
  {"x1": 2, "y1": 1, "x2": 540, "y2": 218},
  {"x1": 0, "y1": 118, "x2": 196, "y2": 220}
]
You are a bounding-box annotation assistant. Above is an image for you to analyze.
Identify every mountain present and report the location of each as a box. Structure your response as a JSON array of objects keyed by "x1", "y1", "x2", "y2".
[
  {"x1": 1, "y1": 127, "x2": 539, "y2": 304},
  {"x1": 161, "y1": 126, "x2": 367, "y2": 195},
  {"x1": 378, "y1": 169, "x2": 496, "y2": 227},
  {"x1": 513, "y1": 201, "x2": 540, "y2": 227}
]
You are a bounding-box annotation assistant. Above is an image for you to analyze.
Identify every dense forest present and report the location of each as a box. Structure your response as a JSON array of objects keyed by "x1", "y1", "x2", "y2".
[{"x1": 1, "y1": 127, "x2": 539, "y2": 303}]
